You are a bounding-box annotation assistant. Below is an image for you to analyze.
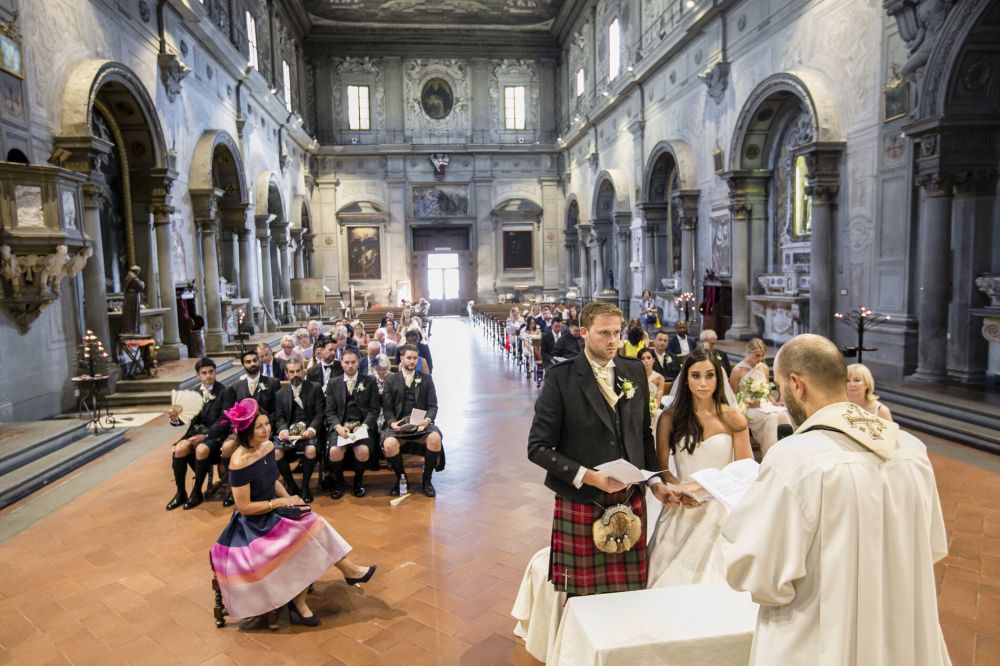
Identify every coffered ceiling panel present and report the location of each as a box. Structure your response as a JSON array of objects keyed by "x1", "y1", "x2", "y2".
[{"x1": 303, "y1": 0, "x2": 565, "y2": 29}]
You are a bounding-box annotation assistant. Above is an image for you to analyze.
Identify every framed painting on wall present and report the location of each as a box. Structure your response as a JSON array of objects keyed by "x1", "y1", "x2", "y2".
[
  {"x1": 347, "y1": 226, "x2": 381, "y2": 280},
  {"x1": 502, "y1": 230, "x2": 533, "y2": 271},
  {"x1": 0, "y1": 33, "x2": 22, "y2": 79},
  {"x1": 412, "y1": 185, "x2": 469, "y2": 217},
  {"x1": 709, "y1": 213, "x2": 732, "y2": 277}
]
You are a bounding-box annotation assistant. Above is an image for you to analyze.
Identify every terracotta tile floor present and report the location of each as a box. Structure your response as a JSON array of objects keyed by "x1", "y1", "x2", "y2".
[{"x1": 0, "y1": 317, "x2": 997, "y2": 665}]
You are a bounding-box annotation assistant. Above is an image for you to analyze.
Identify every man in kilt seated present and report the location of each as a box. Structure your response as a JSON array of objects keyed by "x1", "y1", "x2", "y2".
[
  {"x1": 527, "y1": 301, "x2": 671, "y2": 596},
  {"x1": 273, "y1": 358, "x2": 324, "y2": 503},
  {"x1": 381, "y1": 343, "x2": 444, "y2": 497},
  {"x1": 325, "y1": 347, "x2": 381, "y2": 499}
]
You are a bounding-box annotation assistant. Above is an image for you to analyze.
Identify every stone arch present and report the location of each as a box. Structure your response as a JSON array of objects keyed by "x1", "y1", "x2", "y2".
[
  {"x1": 291, "y1": 193, "x2": 313, "y2": 230},
  {"x1": 642, "y1": 140, "x2": 697, "y2": 197},
  {"x1": 590, "y1": 169, "x2": 630, "y2": 216},
  {"x1": 641, "y1": 141, "x2": 700, "y2": 294},
  {"x1": 563, "y1": 195, "x2": 581, "y2": 293},
  {"x1": 254, "y1": 171, "x2": 287, "y2": 222},
  {"x1": 189, "y1": 130, "x2": 249, "y2": 205}
]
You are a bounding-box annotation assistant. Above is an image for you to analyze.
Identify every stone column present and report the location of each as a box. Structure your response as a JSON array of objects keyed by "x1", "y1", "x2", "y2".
[
  {"x1": 614, "y1": 212, "x2": 631, "y2": 313},
  {"x1": 672, "y1": 191, "x2": 700, "y2": 295},
  {"x1": 151, "y1": 202, "x2": 186, "y2": 360},
  {"x1": 727, "y1": 202, "x2": 753, "y2": 340},
  {"x1": 220, "y1": 230, "x2": 236, "y2": 285},
  {"x1": 291, "y1": 228, "x2": 305, "y2": 279},
  {"x1": 590, "y1": 225, "x2": 606, "y2": 295},
  {"x1": 199, "y1": 219, "x2": 226, "y2": 353},
  {"x1": 577, "y1": 221, "x2": 592, "y2": 298},
  {"x1": 257, "y1": 218, "x2": 275, "y2": 330},
  {"x1": 911, "y1": 173, "x2": 955, "y2": 382},
  {"x1": 640, "y1": 203, "x2": 667, "y2": 292},
  {"x1": 798, "y1": 143, "x2": 844, "y2": 338},
  {"x1": 236, "y1": 227, "x2": 254, "y2": 300},
  {"x1": 80, "y1": 185, "x2": 112, "y2": 350},
  {"x1": 564, "y1": 238, "x2": 576, "y2": 291}
]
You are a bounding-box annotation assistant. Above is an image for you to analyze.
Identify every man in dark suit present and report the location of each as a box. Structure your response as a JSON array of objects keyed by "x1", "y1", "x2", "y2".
[
  {"x1": 307, "y1": 337, "x2": 343, "y2": 391},
  {"x1": 698, "y1": 328, "x2": 733, "y2": 378},
  {"x1": 540, "y1": 317, "x2": 564, "y2": 368},
  {"x1": 667, "y1": 320, "x2": 694, "y2": 358},
  {"x1": 273, "y1": 358, "x2": 324, "y2": 503},
  {"x1": 651, "y1": 328, "x2": 680, "y2": 381},
  {"x1": 550, "y1": 318, "x2": 584, "y2": 361},
  {"x1": 527, "y1": 301, "x2": 673, "y2": 596},
  {"x1": 382, "y1": 343, "x2": 443, "y2": 497},
  {"x1": 325, "y1": 348, "x2": 381, "y2": 498},
  {"x1": 257, "y1": 342, "x2": 285, "y2": 381},
  {"x1": 224, "y1": 348, "x2": 281, "y2": 415},
  {"x1": 166, "y1": 357, "x2": 227, "y2": 510}
]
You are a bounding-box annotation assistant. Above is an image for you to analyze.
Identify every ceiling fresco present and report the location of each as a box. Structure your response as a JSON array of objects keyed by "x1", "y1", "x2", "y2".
[{"x1": 303, "y1": 0, "x2": 565, "y2": 28}]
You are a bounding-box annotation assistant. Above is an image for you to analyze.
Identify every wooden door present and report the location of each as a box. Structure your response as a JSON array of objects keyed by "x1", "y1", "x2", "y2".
[{"x1": 409, "y1": 226, "x2": 476, "y2": 315}]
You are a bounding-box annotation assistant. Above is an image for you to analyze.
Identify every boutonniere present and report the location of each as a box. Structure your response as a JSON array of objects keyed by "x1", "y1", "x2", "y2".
[
  {"x1": 355, "y1": 383, "x2": 366, "y2": 393},
  {"x1": 414, "y1": 377, "x2": 422, "y2": 386},
  {"x1": 618, "y1": 378, "x2": 636, "y2": 400}
]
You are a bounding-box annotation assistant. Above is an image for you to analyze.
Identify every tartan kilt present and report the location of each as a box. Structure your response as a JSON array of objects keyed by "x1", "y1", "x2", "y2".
[{"x1": 549, "y1": 490, "x2": 647, "y2": 596}]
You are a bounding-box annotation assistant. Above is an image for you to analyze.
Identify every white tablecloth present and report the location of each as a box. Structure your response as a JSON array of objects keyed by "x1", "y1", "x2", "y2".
[{"x1": 548, "y1": 582, "x2": 757, "y2": 666}]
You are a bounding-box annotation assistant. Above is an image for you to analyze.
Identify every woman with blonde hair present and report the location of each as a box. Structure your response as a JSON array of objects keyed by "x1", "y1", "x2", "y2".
[
  {"x1": 846, "y1": 363, "x2": 893, "y2": 421},
  {"x1": 729, "y1": 338, "x2": 792, "y2": 455}
]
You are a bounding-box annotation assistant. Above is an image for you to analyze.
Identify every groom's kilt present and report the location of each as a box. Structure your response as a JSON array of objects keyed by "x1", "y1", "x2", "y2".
[{"x1": 549, "y1": 490, "x2": 647, "y2": 596}]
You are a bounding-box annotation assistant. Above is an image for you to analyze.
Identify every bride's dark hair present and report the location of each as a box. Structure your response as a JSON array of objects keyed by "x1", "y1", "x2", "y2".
[{"x1": 669, "y1": 347, "x2": 728, "y2": 455}]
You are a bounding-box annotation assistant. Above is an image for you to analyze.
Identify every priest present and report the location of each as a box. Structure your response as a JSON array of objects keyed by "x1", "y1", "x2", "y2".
[{"x1": 721, "y1": 334, "x2": 950, "y2": 666}]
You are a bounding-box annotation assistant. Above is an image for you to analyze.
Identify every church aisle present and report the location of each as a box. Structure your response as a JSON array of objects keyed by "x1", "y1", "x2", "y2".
[{"x1": 0, "y1": 317, "x2": 996, "y2": 665}]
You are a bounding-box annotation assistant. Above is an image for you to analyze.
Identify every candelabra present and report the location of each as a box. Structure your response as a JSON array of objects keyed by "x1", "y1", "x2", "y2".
[
  {"x1": 232, "y1": 307, "x2": 249, "y2": 355},
  {"x1": 72, "y1": 330, "x2": 116, "y2": 431},
  {"x1": 674, "y1": 291, "x2": 695, "y2": 324},
  {"x1": 834, "y1": 306, "x2": 891, "y2": 365}
]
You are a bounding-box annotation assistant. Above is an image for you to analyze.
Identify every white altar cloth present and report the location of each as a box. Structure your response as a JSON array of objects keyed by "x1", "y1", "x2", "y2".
[{"x1": 548, "y1": 582, "x2": 757, "y2": 665}]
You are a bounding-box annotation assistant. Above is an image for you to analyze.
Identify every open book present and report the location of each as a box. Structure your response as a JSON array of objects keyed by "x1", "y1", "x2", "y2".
[
  {"x1": 690, "y1": 458, "x2": 761, "y2": 511},
  {"x1": 595, "y1": 458, "x2": 667, "y2": 485},
  {"x1": 170, "y1": 389, "x2": 205, "y2": 425},
  {"x1": 336, "y1": 425, "x2": 370, "y2": 448}
]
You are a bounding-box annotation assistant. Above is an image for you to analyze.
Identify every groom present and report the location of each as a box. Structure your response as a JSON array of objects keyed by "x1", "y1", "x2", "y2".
[{"x1": 528, "y1": 301, "x2": 661, "y2": 596}]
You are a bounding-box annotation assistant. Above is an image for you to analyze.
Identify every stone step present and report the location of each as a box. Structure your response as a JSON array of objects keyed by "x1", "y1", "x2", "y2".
[
  {"x1": 105, "y1": 390, "x2": 176, "y2": 408},
  {"x1": 0, "y1": 420, "x2": 92, "y2": 477},
  {"x1": 0, "y1": 429, "x2": 127, "y2": 510},
  {"x1": 886, "y1": 402, "x2": 1000, "y2": 456},
  {"x1": 879, "y1": 385, "x2": 998, "y2": 432}
]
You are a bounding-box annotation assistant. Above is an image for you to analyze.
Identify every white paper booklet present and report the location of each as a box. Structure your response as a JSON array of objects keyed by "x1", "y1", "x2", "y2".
[
  {"x1": 690, "y1": 458, "x2": 761, "y2": 511},
  {"x1": 595, "y1": 459, "x2": 667, "y2": 485},
  {"x1": 170, "y1": 389, "x2": 204, "y2": 425},
  {"x1": 409, "y1": 409, "x2": 427, "y2": 426},
  {"x1": 336, "y1": 425, "x2": 370, "y2": 447}
]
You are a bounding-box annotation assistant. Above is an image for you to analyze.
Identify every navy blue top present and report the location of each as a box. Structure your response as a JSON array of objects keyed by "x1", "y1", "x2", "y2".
[{"x1": 228, "y1": 448, "x2": 279, "y2": 502}]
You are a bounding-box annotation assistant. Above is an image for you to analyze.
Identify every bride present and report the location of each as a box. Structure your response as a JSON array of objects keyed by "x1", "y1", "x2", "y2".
[{"x1": 646, "y1": 347, "x2": 752, "y2": 589}]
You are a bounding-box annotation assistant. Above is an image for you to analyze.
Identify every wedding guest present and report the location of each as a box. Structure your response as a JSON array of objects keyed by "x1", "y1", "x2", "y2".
[
  {"x1": 210, "y1": 399, "x2": 376, "y2": 629},
  {"x1": 550, "y1": 319, "x2": 584, "y2": 361},
  {"x1": 382, "y1": 344, "x2": 443, "y2": 497},
  {"x1": 521, "y1": 316, "x2": 544, "y2": 383},
  {"x1": 352, "y1": 321, "x2": 370, "y2": 348},
  {"x1": 527, "y1": 301, "x2": 658, "y2": 596},
  {"x1": 699, "y1": 329, "x2": 732, "y2": 378},
  {"x1": 273, "y1": 359, "x2": 323, "y2": 503},
  {"x1": 306, "y1": 337, "x2": 343, "y2": 391},
  {"x1": 730, "y1": 338, "x2": 793, "y2": 455},
  {"x1": 275, "y1": 335, "x2": 304, "y2": 365},
  {"x1": 166, "y1": 357, "x2": 227, "y2": 511},
  {"x1": 294, "y1": 329, "x2": 314, "y2": 363},
  {"x1": 640, "y1": 289, "x2": 659, "y2": 335},
  {"x1": 257, "y1": 343, "x2": 285, "y2": 381},
  {"x1": 397, "y1": 328, "x2": 433, "y2": 373},
  {"x1": 647, "y1": 347, "x2": 751, "y2": 588},
  {"x1": 384, "y1": 319, "x2": 403, "y2": 357},
  {"x1": 846, "y1": 363, "x2": 893, "y2": 421},
  {"x1": 325, "y1": 348, "x2": 380, "y2": 499},
  {"x1": 637, "y1": 347, "x2": 666, "y2": 408},
  {"x1": 667, "y1": 320, "x2": 693, "y2": 358},
  {"x1": 620, "y1": 319, "x2": 648, "y2": 358},
  {"x1": 306, "y1": 320, "x2": 322, "y2": 344},
  {"x1": 651, "y1": 328, "x2": 680, "y2": 381},
  {"x1": 540, "y1": 316, "x2": 564, "y2": 367},
  {"x1": 722, "y1": 334, "x2": 949, "y2": 665},
  {"x1": 362, "y1": 341, "x2": 382, "y2": 376}
]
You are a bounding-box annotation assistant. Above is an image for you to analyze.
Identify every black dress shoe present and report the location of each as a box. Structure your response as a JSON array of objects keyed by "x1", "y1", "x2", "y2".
[
  {"x1": 344, "y1": 565, "x2": 377, "y2": 586},
  {"x1": 422, "y1": 481, "x2": 436, "y2": 497},
  {"x1": 222, "y1": 492, "x2": 235, "y2": 507},
  {"x1": 183, "y1": 491, "x2": 204, "y2": 510},
  {"x1": 166, "y1": 493, "x2": 187, "y2": 511},
  {"x1": 287, "y1": 602, "x2": 320, "y2": 627},
  {"x1": 353, "y1": 483, "x2": 367, "y2": 498},
  {"x1": 329, "y1": 486, "x2": 344, "y2": 500},
  {"x1": 301, "y1": 488, "x2": 313, "y2": 504}
]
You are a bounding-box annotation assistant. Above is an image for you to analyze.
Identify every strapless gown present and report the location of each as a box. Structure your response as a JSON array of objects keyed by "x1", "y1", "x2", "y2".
[{"x1": 646, "y1": 433, "x2": 733, "y2": 589}]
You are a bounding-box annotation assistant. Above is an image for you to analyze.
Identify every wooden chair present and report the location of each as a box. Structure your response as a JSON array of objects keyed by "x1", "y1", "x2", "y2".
[{"x1": 210, "y1": 553, "x2": 228, "y2": 628}]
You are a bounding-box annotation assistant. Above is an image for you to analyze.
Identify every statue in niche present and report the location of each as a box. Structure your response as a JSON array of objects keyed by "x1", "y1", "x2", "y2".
[
  {"x1": 0, "y1": 245, "x2": 21, "y2": 297},
  {"x1": 120, "y1": 265, "x2": 145, "y2": 335}
]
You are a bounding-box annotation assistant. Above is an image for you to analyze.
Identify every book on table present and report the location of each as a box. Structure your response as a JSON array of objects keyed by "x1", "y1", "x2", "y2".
[{"x1": 689, "y1": 458, "x2": 761, "y2": 511}]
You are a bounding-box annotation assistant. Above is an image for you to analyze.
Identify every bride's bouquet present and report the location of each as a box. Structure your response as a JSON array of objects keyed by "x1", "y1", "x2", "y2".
[{"x1": 737, "y1": 374, "x2": 775, "y2": 411}]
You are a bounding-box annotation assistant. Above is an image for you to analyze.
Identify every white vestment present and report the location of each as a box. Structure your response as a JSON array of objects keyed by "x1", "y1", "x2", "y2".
[{"x1": 720, "y1": 402, "x2": 951, "y2": 666}]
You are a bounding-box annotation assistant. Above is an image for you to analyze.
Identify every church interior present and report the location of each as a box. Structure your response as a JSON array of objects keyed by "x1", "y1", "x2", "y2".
[{"x1": 0, "y1": 0, "x2": 998, "y2": 663}]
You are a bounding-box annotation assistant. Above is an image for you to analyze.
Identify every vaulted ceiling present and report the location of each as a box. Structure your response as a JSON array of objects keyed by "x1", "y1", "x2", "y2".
[{"x1": 302, "y1": 0, "x2": 566, "y2": 30}]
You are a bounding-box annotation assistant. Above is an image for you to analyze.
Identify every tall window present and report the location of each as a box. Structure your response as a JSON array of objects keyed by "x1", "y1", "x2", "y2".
[
  {"x1": 504, "y1": 86, "x2": 526, "y2": 130},
  {"x1": 282, "y1": 60, "x2": 292, "y2": 111},
  {"x1": 245, "y1": 12, "x2": 258, "y2": 69},
  {"x1": 576, "y1": 68, "x2": 585, "y2": 97},
  {"x1": 608, "y1": 19, "x2": 621, "y2": 81},
  {"x1": 347, "y1": 85, "x2": 370, "y2": 130}
]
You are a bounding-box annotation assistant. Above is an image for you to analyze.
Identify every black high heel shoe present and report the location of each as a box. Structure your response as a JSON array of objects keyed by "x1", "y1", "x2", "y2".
[
  {"x1": 287, "y1": 601, "x2": 320, "y2": 627},
  {"x1": 344, "y1": 565, "x2": 377, "y2": 586}
]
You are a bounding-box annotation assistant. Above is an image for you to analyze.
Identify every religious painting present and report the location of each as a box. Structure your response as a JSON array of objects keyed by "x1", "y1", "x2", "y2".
[
  {"x1": 0, "y1": 70, "x2": 22, "y2": 120},
  {"x1": 420, "y1": 77, "x2": 454, "y2": 120},
  {"x1": 0, "y1": 34, "x2": 21, "y2": 79},
  {"x1": 412, "y1": 185, "x2": 469, "y2": 217},
  {"x1": 502, "y1": 230, "x2": 533, "y2": 271},
  {"x1": 347, "y1": 226, "x2": 381, "y2": 280},
  {"x1": 882, "y1": 65, "x2": 908, "y2": 123},
  {"x1": 710, "y1": 212, "x2": 731, "y2": 277}
]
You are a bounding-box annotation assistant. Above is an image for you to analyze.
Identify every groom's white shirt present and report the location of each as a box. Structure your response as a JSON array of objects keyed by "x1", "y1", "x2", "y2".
[{"x1": 721, "y1": 402, "x2": 950, "y2": 666}]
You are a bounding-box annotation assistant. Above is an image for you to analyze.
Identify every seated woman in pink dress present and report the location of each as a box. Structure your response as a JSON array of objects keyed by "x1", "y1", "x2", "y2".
[{"x1": 210, "y1": 399, "x2": 376, "y2": 629}]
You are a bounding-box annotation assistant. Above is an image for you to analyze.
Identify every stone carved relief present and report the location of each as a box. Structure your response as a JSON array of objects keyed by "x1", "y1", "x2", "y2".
[
  {"x1": 699, "y1": 61, "x2": 731, "y2": 104},
  {"x1": 332, "y1": 57, "x2": 385, "y2": 133},
  {"x1": 888, "y1": 0, "x2": 956, "y2": 84},
  {"x1": 158, "y1": 52, "x2": 192, "y2": 102},
  {"x1": 489, "y1": 60, "x2": 539, "y2": 130},
  {"x1": 404, "y1": 59, "x2": 470, "y2": 135}
]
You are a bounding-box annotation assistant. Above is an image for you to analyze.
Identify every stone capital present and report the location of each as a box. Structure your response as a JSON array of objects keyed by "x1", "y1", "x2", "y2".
[
  {"x1": 954, "y1": 169, "x2": 999, "y2": 197},
  {"x1": 190, "y1": 188, "x2": 223, "y2": 220},
  {"x1": 149, "y1": 203, "x2": 175, "y2": 224},
  {"x1": 81, "y1": 183, "x2": 106, "y2": 210},
  {"x1": 804, "y1": 183, "x2": 839, "y2": 206},
  {"x1": 916, "y1": 173, "x2": 956, "y2": 198},
  {"x1": 671, "y1": 190, "x2": 701, "y2": 228}
]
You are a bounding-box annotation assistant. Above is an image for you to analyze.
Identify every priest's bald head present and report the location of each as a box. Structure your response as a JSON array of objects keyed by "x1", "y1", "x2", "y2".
[{"x1": 774, "y1": 334, "x2": 849, "y2": 426}]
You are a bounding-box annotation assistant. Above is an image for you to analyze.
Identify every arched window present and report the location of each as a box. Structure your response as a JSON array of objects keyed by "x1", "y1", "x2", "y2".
[{"x1": 608, "y1": 19, "x2": 621, "y2": 81}]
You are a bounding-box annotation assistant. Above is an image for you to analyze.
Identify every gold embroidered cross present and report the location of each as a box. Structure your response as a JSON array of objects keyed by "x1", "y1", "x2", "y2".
[{"x1": 843, "y1": 403, "x2": 887, "y2": 440}]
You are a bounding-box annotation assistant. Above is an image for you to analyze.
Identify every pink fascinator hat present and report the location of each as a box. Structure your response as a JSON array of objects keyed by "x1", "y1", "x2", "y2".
[{"x1": 224, "y1": 398, "x2": 259, "y2": 432}]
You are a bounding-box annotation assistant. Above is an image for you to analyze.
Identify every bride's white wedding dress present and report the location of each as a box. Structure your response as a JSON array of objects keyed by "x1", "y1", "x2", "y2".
[{"x1": 646, "y1": 432, "x2": 734, "y2": 589}]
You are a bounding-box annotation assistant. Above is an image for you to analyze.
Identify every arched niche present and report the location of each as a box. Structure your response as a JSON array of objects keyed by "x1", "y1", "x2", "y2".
[
  {"x1": 564, "y1": 196, "x2": 580, "y2": 291},
  {"x1": 291, "y1": 193, "x2": 315, "y2": 279},
  {"x1": 491, "y1": 198, "x2": 543, "y2": 285}
]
